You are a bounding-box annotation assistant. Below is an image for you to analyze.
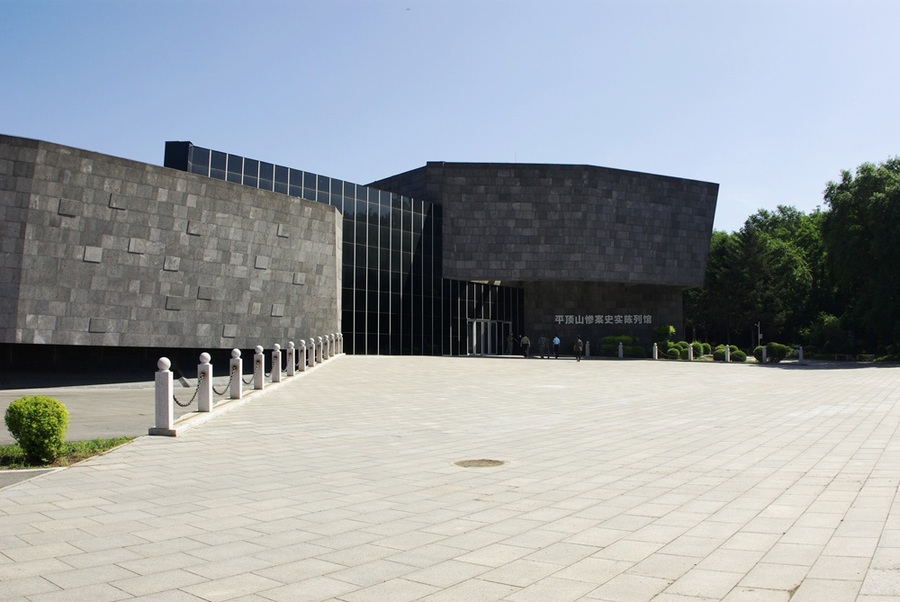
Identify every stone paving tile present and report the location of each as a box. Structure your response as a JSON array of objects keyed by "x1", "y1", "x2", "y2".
[{"x1": 2, "y1": 357, "x2": 900, "y2": 600}]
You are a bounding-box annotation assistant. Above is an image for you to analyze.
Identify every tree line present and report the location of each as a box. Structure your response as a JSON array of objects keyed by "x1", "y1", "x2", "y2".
[{"x1": 684, "y1": 157, "x2": 900, "y2": 357}]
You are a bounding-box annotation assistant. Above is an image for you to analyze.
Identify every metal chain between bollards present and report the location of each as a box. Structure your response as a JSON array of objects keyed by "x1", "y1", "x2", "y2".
[
  {"x1": 212, "y1": 365, "x2": 236, "y2": 397},
  {"x1": 173, "y1": 372, "x2": 203, "y2": 407}
]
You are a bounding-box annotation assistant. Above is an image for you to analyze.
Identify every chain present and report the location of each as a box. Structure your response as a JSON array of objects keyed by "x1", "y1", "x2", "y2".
[
  {"x1": 212, "y1": 365, "x2": 236, "y2": 396},
  {"x1": 173, "y1": 372, "x2": 203, "y2": 407}
]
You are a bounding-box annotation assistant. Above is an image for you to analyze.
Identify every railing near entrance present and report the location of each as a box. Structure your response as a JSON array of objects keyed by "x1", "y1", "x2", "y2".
[{"x1": 150, "y1": 334, "x2": 343, "y2": 436}]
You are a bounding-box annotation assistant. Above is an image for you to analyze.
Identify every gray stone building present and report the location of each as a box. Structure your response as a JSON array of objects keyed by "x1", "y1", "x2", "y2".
[
  {"x1": 1, "y1": 133, "x2": 717, "y2": 367},
  {"x1": 371, "y1": 162, "x2": 718, "y2": 350},
  {"x1": 0, "y1": 135, "x2": 341, "y2": 369}
]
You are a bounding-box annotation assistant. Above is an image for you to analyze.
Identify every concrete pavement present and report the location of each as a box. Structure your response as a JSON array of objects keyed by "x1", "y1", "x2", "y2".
[{"x1": 1, "y1": 355, "x2": 900, "y2": 601}]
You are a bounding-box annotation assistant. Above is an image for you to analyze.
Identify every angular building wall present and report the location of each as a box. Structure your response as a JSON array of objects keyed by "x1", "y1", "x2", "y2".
[
  {"x1": 371, "y1": 161, "x2": 718, "y2": 350},
  {"x1": 0, "y1": 135, "x2": 341, "y2": 351}
]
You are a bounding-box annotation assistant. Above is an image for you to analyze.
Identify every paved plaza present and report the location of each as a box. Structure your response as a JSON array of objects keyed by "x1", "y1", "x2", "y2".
[{"x1": 2, "y1": 355, "x2": 900, "y2": 601}]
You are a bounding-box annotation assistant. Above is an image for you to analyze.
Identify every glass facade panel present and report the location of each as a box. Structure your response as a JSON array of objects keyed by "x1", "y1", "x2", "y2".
[
  {"x1": 210, "y1": 151, "x2": 227, "y2": 180},
  {"x1": 226, "y1": 154, "x2": 243, "y2": 183},
  {"x1": 259, "y1": 162, "x2": 274, "y2": 191},
  {"x1": 166, "y1": 141, "x2": 524, "y2": 356},
  {"x1": 243, "y1": 158, "x2": 259, "y2": 188},
  {"x1": 189, "y1": 147, "x2": 210, "y2": 176}
]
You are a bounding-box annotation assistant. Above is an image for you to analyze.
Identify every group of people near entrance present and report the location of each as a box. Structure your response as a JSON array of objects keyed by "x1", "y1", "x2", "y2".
[{"x1": 509, "y1": 334, "x2": 584, "y2": 361}]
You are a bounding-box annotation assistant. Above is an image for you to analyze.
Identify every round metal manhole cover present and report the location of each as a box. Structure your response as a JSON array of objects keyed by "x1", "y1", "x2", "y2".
[{"x1": 455, "y1": 459, "x2": 505, "y2": 468}]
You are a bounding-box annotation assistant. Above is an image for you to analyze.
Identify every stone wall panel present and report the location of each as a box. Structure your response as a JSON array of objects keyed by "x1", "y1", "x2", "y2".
[{"x1": 0, "y1": 135, "x2": 341, "y2": 350}]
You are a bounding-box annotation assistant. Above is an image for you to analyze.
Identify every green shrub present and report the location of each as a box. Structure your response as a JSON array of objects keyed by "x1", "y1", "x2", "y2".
[
  {"x1": 753, "y1": 342, "x2": 793, "y2": 363},
  {"x1": 701, "y1": 342, "x2": 712, "y2": 355},
  {"x1": 679, "y1": 347, "x2": 690, "y2": 360},
  {"x1": 653, "y1": 324, "x2": 675, "y2": 343},
  {"x1": 767, "y1": 342, "x2": 793, "y2": 363},
  {"x1": 713, "y1": 344, "x2": 743, "y2": 362},
  {"x1": 666, "y1": 348, "x2": 680, "y2": 360},
  {"x1": 753, "y1": 345, "x2": 765, "y2": 362},
  {"x1": 624, "y1": 345, "x2": 646, "y2": 358},
  {"x1": 4, "y1": 395, "x2": 69, "y2": 464},
  {"x1": 690, "y1": 341, "x2": 703, "y2": 358},
  {"x1": 676, "y1": 340, "x2": 690, "y2": 350}
]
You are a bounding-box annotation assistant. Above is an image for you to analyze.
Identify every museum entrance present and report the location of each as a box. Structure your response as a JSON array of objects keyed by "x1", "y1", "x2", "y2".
[{"x1": 467, "y1": 319, "x2": 512, "y2": 356}]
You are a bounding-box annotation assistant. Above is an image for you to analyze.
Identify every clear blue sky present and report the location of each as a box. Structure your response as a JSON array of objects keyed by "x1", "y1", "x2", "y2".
[{"x1": 3, "y1": 0, "x2": 898, "y2": 233}]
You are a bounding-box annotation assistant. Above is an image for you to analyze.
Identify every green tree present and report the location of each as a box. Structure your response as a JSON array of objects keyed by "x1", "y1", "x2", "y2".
[
  {"x1": 822, "y1": 158, "x2": 900, "y2": 351},
  {"x1": 686, "y1": 206, "x2": 822, "y2": 347}
]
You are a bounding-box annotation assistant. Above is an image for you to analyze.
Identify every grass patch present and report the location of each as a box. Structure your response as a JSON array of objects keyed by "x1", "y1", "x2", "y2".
[{"x1": 0, "y1": 437, "x2": 135, "y2": 469}]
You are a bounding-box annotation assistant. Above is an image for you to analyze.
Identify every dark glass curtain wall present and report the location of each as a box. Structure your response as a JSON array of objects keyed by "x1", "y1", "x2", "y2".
[{"x1": 165, "y1": 141, "x2": 523, "y2": 355}]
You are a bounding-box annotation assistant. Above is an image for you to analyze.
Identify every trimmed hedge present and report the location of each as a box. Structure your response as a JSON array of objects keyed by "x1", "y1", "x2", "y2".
[
  {"x1": 4, "y1": 395, "x2": 69, "y2": 464},
  {"x1": 753, "y1": 342, "x2": 794, "y2": 363}
]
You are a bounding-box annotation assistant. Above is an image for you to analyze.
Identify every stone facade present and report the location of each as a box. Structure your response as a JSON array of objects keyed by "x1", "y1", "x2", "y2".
[
  {"x1": 523, "y1": 281, "x2": 683, "y2": 355},
  {"x1": 371, "y1": 161, "x2": 718, "y2": 347},
  {"x1": 0, "y1": 135, "x2": 341, "y2": 350},
  {"x1": 375, "y1": 162, "x2": 718, "y2": 287}
]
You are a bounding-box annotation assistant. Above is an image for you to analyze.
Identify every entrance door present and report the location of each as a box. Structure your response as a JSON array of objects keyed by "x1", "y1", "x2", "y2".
[{"x1": 467, "y1": 320, "x2": 510, "y2": 356}]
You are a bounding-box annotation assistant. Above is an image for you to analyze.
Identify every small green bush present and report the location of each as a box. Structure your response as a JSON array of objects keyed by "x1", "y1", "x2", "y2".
[
  {"x1": 4, "y1": 395, "x2": 69, "y2": 464},
  {"x1": 679, "y1": 347, "x2": 690, "y2": 360},
  {"x1": 690, "y1": 341, "x2": 703, "y2": 358},
  {"x1": 624, "y1": 345, "x2": 646, "y2": 358},
  {"x1": 713, "y1": 344, "x2": 744, "y2": 362},
  {"x1": 767, "y1": 342, "x2": 793, "y2": 363},
  {"x1": 666, "y1": 348, "x2": 680, "y2": 360},
  {"x1": 653, "y1": 324, "x2": 675, "y2": 343},
  {"x1": 753, "y1": 342, "x2": 793, "y2": 363},
  {"x1": 752, "y1": 345, "x2": 765, "y2": 362},
  {"x1": 701, "y1": 342, "x2": 712, "y2": 355}
]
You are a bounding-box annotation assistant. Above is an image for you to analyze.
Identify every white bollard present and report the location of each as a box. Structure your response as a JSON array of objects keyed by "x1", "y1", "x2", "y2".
[
  {"x1": 761, "y1": 347, "x2": 767, "y2": 364},
  {"x1": 318, "y1": 336, "x2": 324, "y2": 364},
  {"x1": 254, "y1": 345, "x2": 265, "y2": 389},
  {"x1": 230, "y1": 349, "x2": 242, "y2": 399},
  {"x1": 337, "y1": 333, "x2": 343, "y2": 354},
  {"x1": 725, "y1": 345, "x2": 731, "y2": 363},
  {"x1": 198, "y1": 352, "x2": 213, "y2": 412},
  {"x1": 322, "y1": 335, "x2": 329, "y2": 360},
  {"x1": 299, "y1": 339, "x2": 307, "y2": 372},
  {"x1": 287, "y1": 342, "x2": 296, "y2": 377},
  {"x1": 618, "y1": 342, "x2": 624, "y2": 359},
  {"x1": 799, "y1": 346, "x2": 804, "y2": 364},
  {"x1": 152, "y1": 357, "x2": 175, "y2": 435},
  {"x1": 688, "y1": 345, "x2": 694, "y2": 361},
  {"x1": 309, "y1": 337, "x2": 316, "y2": 367},
  {"x1": 272, "y1": 344, "x2": 282, "y2": 383},
  {"x1": 653, "y1": 342, "x2": 658, "y2": 360}
]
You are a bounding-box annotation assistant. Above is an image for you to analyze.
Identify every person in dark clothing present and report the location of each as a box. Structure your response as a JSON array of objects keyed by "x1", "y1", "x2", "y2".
[{"x1": 573, "y1": 336, "x2": 584, "y2": 362}]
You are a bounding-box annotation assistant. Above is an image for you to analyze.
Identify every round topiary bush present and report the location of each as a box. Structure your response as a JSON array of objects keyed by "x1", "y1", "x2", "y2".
[
  {"x1": 4, "y1": 395, "x2": 69, "y2": 464},
  {"x1": 753, "y1": 345, "x2": 765, "y2": 363},
  {"x1": 732, "y1": 349, "x2": 747, "y2": 362},
  {"x1": 690, "y1": 341, "x2": 703, "y2": 358},
  {"x1": 713, "y1": 344, "x2": 726, "y2": 361},
  {"x1": 667, "y1": 348, "x2": 680, "y2": 360}
]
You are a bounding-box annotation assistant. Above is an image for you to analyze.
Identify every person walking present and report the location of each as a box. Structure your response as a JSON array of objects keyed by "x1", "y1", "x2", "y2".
[
  {"x1": 573, "y1": 336, "x2": 584, "y2": 362},
  {"x1": 552, "y1": 335, "x2": 560, "y2": 359},
  {"x1": 520, "y1": 334, "x2": 531, "y2": 358},
  {"x1": 538, "y1": 336, "x2": 549, "y2": 358}
]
